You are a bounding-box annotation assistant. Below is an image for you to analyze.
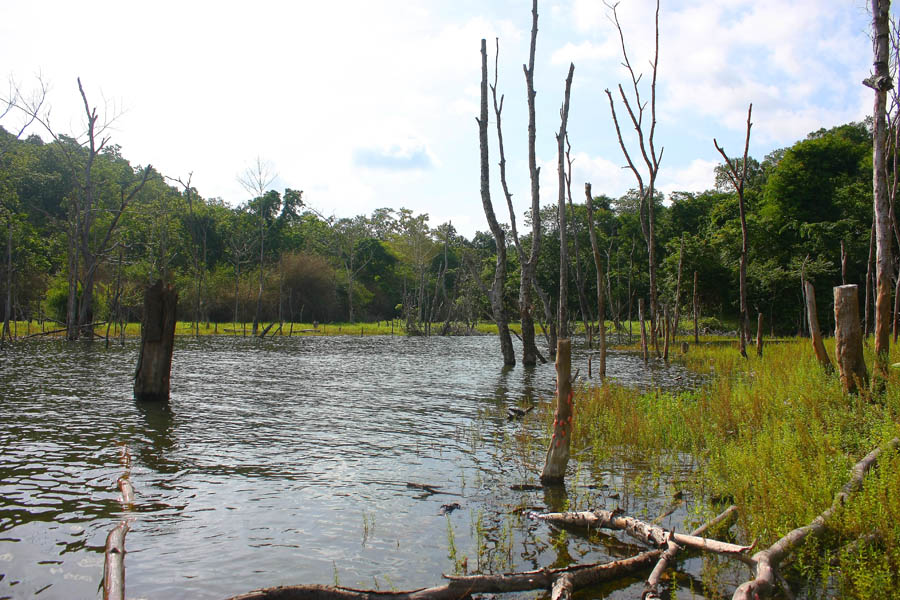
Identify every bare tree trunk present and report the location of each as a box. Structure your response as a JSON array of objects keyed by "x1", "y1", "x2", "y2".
[
  {"x1": 639, "y1": 298, "x2": 648, "y2": 363},
  {"x1": 478, "y1": 39, "x2": 516, "y2": 366},
  {"x1": 714, "y1": 103, "x2": 753, "y2": 359},
  {"x1": 840, "y1": 240, "x2": 848, "y2": 285},
  {"x1": 520, "y1": 0, "x2": 543, "y2": 367},
  {"x1": 2, "y1": 219, "x2": 11, "y2": 342},
  {"x1": 556, "y1": 63, "x2": 574, "y2": 337},
  {"x1": 134, "y1": 281, "x2": 177, "y2": 402},
  {"x1": 756, "y1": 312, "x2": 763, "y2": 357},
  {"x1": 585, "y1": 183, "x2": 606, "y2": 379},
  {"x1": 693, "y1": 270, "x2": 699, "y2": 343},
  {"x1": 673, "y1": 233, "x2": 685, "y2": 337},
  {"x1": 566, "y1": 137, "x2": 593, "y2": 345},
  {"x1": 540, "y1": 339, "x2": 572, "y2": 484},
  {"x1": 804, "y1": 280, "x2": 833, "y2": 371},
  {"x1": 864, "y1": 215, "x2": 875, "y2": 336},
  {"x1": 834, "y1": 285, "x2": 868, "y2": 394},
  {"x1": 868, "y1": 0, "x2": 894, "y2": 388}
]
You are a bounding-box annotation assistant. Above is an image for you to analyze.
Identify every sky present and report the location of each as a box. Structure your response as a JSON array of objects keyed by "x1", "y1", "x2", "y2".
[{"x1": 0, "y1": 0, "x2": 877, "y2": 239}]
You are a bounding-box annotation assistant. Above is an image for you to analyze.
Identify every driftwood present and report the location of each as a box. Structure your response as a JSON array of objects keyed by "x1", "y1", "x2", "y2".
[
  {"x1": 732, "y1": 437, "x2": 900, "y2": 599},
  {"x1": 104, "y1": 445, "x2": 136, "y2": 600},
  {"x1": 225, "y1": 506, "x2": 739, "y2": 600},
  {"x1": 529, "y1": 508, "x2": 752, "y2": 560}
]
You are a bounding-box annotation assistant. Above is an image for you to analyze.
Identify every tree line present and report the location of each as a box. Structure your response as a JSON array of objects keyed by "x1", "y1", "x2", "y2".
[{"x1": 0, "y1": 80, "x2": 884, "y2": 344}]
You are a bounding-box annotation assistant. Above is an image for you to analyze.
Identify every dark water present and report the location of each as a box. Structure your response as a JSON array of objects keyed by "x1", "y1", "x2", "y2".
[{"x1": 0, "y1": 335, "x2": 715, "y2": 599}]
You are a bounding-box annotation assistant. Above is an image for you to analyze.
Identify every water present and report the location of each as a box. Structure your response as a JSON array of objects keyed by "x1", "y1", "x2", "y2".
[{"x1": 0, "y1": 335, "x2": 713, "y2": 599}]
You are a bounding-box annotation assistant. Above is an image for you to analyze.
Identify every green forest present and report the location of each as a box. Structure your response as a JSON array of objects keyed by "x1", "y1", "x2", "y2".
[{"x1": 0, "y1": 118, "x2": 877, "y2": 340}]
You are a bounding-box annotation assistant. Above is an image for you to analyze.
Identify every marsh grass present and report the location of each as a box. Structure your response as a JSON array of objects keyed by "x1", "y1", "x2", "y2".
[{"x1": 542, "y1": 336, "x2": 900, "y2": 597}]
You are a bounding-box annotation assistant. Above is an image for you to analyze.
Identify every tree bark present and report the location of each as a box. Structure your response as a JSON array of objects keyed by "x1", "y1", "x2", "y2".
[
  {"x1": 804, "y1": 280, "x2": 833, "y2": 371},
  {"x1": 756, "y1": 312, "x2": 763, "y2": 357},
  {"x1": 477, "y1": 39, "x2": 516, "y2": 366},
  {"x1": 134, "y1": 281, "x2": 178, "y2": 402},
  {"x1": 541, "y1": 338, "x2": 573, "y2": 484},
  {"x1": 834, "y1": 285, "x2": 869, "y2": 394},
  {"x1": 868, "y1": 0, "x2": 894, "y2": 388}
]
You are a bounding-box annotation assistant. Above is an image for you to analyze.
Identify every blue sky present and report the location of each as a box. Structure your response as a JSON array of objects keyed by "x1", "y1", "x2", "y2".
[{"x1": 1, "y1": 0, "x2": 876, "y2": 238}]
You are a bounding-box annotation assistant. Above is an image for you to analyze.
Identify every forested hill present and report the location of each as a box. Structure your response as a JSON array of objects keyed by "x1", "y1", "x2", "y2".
[{"x1": 0, "y1": 120, "x2": 874, "y2": 335}]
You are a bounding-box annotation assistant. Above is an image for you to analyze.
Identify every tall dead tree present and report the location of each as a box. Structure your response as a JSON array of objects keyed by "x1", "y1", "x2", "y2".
[
  {"x1": 238, "y1": 157, "x2": 277, "y2": 337},
  {"x1": 478, "y1": 38, "x2": 516, "y2": 366},
  {"x1": 565, "y1": 137, "x2": 594, "y2": 345},
  {"x1": 866, "y1": 0, "x2": 893, "y2": 388},
  {"x1": 519, "y1": 0, "x2": 544, "y2": 366},
  {"x1": 541, "y1": 61, "x2": 575, "y2": 485},
  {"x1": 714, "y1": 103, "x2": 753, "y2": 358},
  {"x1": 605, "y1": 0, "x2": 664, "y2": 357},
  {"x1": 585, "y1": 183, "x2": 607, "y2": 379}
]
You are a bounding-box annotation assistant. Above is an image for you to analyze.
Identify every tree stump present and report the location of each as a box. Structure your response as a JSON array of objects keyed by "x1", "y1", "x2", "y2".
[
  {"x1": 134, "y1": 281, "x2": 177, "y2": 402},
  {"x1": 834, "y1": 285, "x2": 868, "y2": 394}
]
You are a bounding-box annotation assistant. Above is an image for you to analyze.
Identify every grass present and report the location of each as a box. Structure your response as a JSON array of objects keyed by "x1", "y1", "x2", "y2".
[{"x1": 544, "y1": 334, "x2": 900, "y2": 598}]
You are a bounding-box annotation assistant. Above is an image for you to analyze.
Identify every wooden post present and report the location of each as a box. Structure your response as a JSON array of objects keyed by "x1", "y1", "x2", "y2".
[
  {"x1": 834, "y1": 285, "x2": 869, "y2": 393},
  {"x1": 639, "y1": 298, "x2": 648, "y2": 363},
  {"x1": 541, "y1": 338, "x2": 572, "y2": 485},
  {"x1": 134, "y1": 281, "x2": 177, "y2": 402},
  {"x1": 804, "y1": 280, "x2": 833, "y2": 371},
  {"x1": 756, "y1": 312, "x2": 764, "y2": 357}
]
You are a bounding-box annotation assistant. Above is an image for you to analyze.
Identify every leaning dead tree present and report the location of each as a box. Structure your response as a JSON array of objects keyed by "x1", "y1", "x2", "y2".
[
  {"x1": 478, "y1": 38, "x2": 516, "y2": 366},
  {"x1": 541, "y1": 62, "x2": 575, "y2": 486},
  {"x1": 865, "y1": 0, "x2": 894, "y2": 388},
  {"x1": 605, "y1": 0, "x2": 664, "y2": 357},
  {"x1": 714, "y1": 103, "x2": 753, "y2": 358}
]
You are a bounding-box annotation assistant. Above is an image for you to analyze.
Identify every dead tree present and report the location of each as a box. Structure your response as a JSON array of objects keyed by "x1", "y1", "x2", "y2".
[
  {"x1": 478, "y1": 39, "x2": 516, "y2": 365},
  {"x1": 134, "y1": 281, "x2": 177, "y2": 402},
  {"x1": 605, "y1": 0, "x2": 664, "y2": 358},
  {"x1": 693, "y1": 270, "x2": 699, "y2": 343},
  {"x1": 734, "y1": 438, "x2": 900, "y2": 599},
  {"x1": 834, "y1": 285, "x2": 869, "y2": 393},
  {"x1": 540, "y1": 61, "x2": 575, "y2": 485},
  {"x1": 672, "y1": 233, "x2": 685, "y2": 338},
  {"x1": 565, "y1": 137, "x2": 594, "y2": 345},
  {"x1": 804, "y1": 280, "x2": 833, "y2": 371},
  {"x1": 714, "y1": 103, "x2": 753, "y2": 358},
  {"x1": 585, "y1": 183, "x2": 606, "y2": 378},
  {"x1": 865, "y1": 0, "x2": 893, "y2": 387},
  {"x1": 238, "y1": 157, "x2": 277, "y2": 336}
]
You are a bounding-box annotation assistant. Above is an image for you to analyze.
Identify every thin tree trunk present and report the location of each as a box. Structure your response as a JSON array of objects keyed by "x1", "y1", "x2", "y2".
[
  {"x1": 585, "y1": 184, "x2": 606, "y2": 379},
  {"x1": 869, "y1": 0, "x2": 893, "y2": 388},
  {"x1": 2, "y1": 219, "x2": 11, "y2": 341},
  {"x1": 864, "y1": 215, "x2": 875, "y2": 336},
  {"x1": 756, "y1": 312, "x2": 763, "y2": 357},
  {"x1": 693, "y1": 271, "x2": 699, "y2": 343},
  {"x1": 477, "y1": 38, "x2": 515, "y2": 366},
  {"x1": 673, "y1": 233, "x2": 685, "y2": 338},
  {"x1": 639, "y1": 298, "x2": 648, "y2": 363},
  {"x1": 540, "y1": 339, "x2": 572, "y2": 484}
]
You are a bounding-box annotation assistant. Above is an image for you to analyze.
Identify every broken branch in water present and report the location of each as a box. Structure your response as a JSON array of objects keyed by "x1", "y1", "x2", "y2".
[{"x1": 223, "y1": 507, "x2": 739, "y2": 600}]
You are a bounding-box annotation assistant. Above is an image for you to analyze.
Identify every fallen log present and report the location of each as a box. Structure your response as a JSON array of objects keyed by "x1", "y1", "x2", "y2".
[
  {"x1": 733, "y1": 437, "x2": 900, "y2": 599},
  {"x1": 224, "y1": 507, "x2": 738, "y2": 600},
  {"x1": 529, "y1": 508, "x2": 753, "y2": 560},
  {"x1": 103, "y1": 520, "x2": 129, "y2": 600}
]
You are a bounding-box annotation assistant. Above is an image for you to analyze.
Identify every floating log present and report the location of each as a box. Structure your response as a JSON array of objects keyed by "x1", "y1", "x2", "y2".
[
  {"x1": 134, "y1": 281, "x2": 178, "y2": 402},
  {"x1": 834, "y1": 285, "x2": 868, "y2": 394},
  {"x1": 733, "y1": 437, "x2": 900, "y2": 599}
]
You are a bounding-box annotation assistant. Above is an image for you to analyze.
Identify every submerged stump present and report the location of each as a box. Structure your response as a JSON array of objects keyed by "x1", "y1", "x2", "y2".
[{"x1": 134, "y1": 281, "x2": 177, "y2": 402}]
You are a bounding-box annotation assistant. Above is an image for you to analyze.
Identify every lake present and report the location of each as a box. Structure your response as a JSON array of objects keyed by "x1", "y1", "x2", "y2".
[{"x1": 0, "y1": 335, "x2": 712, "y2": 599}]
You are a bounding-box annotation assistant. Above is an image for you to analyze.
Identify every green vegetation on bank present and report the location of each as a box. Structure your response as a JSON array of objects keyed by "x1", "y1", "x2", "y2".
[{"x1": 535, "y1": 338, "x2": 900, "y2": 598}]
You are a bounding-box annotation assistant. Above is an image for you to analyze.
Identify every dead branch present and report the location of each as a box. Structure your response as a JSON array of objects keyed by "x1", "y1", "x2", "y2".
[
  {"x1": 225, "y1": 506, "x2": 740, "y2": 600},
  {"x1": 529, "y1": 508, "x2": 753, "y2": 560},
  {"x1": 733, "y1": 437, "x2": 900, "y2": 599}
]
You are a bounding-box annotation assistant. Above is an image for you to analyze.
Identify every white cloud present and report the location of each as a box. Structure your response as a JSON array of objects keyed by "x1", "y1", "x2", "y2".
[{"x1": 658, "y1": 159, "x2": 720, "y2": 195}]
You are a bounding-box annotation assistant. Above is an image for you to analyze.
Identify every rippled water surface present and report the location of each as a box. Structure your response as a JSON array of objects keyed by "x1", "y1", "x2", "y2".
[{"x1": 0, "y1": 335, "x2": 708, "y2": 599}]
